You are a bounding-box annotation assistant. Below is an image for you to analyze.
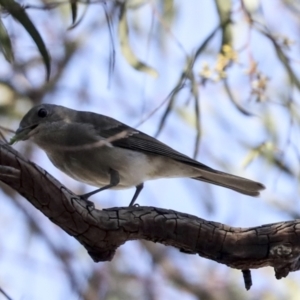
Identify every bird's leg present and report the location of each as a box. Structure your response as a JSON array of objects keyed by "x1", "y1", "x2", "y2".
[
  {"x1": 129, "y1": 183, "x2": 144, "y2": 206},
  {"x1": 79, "y1": 169, "x2": 120, "y2": 200}
]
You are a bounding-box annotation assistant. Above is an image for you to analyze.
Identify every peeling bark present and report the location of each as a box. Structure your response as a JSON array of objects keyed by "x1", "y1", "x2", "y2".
[{"x1": 0, "y1": 141, "x2": 299, "y2": 288}]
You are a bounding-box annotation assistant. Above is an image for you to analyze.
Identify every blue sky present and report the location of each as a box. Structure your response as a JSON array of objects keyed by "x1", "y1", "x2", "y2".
[{"x1": 1, "y1": 0, "x2": 300, "y2": 299}]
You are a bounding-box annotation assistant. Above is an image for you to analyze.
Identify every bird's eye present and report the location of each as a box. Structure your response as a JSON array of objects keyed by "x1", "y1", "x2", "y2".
[{"x1": 37, "y1": 108, "x2": 48, "y2": 118}]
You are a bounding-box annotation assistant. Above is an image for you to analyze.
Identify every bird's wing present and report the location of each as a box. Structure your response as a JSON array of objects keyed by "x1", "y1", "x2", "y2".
[
  {"x1": 77, "y1": 112, "x2": 265, "y2": 196},
  {"x1": 83, "y1": 112, "x2": 218, "y2": 173}
]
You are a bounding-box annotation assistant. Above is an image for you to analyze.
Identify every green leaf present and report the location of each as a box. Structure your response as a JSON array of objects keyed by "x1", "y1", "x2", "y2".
[
  {"x1": 0, "y1": 0, "x2": 51, "y2": 80},
  {"x1": 0, "y1": 18, "x2": 14, "y2": 62},
  {"x1": 68, "y1": 2, "x2": 88, "y2": 30},
  {"x1": 9, "y1": 135, "x2": 17, "y2": 145},
  {"x1": 214, "y1": 0, "x2": 232, "y2": 51},
  {"x1": 118, "y1": 3, "x2": 158, "y2": 78}
]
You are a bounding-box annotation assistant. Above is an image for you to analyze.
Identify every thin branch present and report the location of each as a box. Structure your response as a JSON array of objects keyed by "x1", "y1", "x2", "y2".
[{"x1": 0, "y1": 287, "x2": 13, "y2": 300}]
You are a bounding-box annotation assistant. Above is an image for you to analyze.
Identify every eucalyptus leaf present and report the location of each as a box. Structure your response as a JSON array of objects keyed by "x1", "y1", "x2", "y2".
[
  {"x1": 214, "y1": 0, "x2": 232, "y2": 50},
  {"x1": 118, "y1": 3, "x2": 158, "y2": 78},
  {"x1": 0, "y1": 0, "x2": 51, "y2": 80},
  {"x1": 0, "y1": 18, "x2": 14, "y2": 62}
]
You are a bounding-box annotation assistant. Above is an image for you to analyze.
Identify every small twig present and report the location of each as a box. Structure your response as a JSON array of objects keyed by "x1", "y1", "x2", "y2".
[
  {"x1": 0, "y1": 287, "x2": 13, "y2": 300},
  {"x1": 0, "y1": 125, "x2": 15, "y2": 134},
  {"x1": 242, "y1": 269, "x2": 252, "y2": 290}
]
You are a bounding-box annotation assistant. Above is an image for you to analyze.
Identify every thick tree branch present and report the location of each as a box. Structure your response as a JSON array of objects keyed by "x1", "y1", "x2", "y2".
[{"x1": 0, "y1": 141, "x2": 299, "y2": 288}]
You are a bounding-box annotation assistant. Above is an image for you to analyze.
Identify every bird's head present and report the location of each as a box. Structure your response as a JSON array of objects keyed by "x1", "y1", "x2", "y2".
[{"x1": 9, "y1": 104, "x2": 71, "y2": 145}]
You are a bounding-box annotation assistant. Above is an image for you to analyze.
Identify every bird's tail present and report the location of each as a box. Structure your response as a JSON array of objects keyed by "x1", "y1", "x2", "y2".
[{"x1": 193, "y1": 169, "x2": 265, "y2": 196}]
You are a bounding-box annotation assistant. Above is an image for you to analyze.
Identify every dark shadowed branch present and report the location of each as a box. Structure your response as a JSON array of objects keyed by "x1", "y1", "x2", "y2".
[{"x1": 0, "y1": 140, "x2": 299, "y2": 289}]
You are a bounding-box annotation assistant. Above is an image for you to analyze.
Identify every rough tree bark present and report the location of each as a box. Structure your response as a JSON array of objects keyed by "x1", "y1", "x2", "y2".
[{"x1": 0, "y1": 140, "x2": 299, "y2": 290}]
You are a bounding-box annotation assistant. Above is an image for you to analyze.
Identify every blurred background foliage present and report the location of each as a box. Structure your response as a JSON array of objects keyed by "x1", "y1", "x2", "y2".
[{"x1": 1, "y1": 0, "x2": 300, "y2": 299}]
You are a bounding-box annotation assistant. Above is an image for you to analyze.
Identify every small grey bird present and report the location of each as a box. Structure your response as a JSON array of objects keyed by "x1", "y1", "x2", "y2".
[{"x1": 10, "y1": 104, "x2": 265, "y2": 206}]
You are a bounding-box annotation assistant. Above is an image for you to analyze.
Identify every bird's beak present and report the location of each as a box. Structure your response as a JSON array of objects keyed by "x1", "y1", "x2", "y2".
[{"x1": 9, "y1": 124, "x2": 38, "y2": 145}]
